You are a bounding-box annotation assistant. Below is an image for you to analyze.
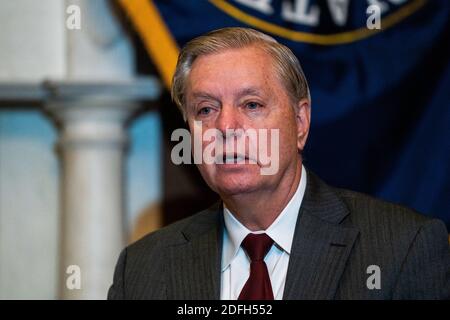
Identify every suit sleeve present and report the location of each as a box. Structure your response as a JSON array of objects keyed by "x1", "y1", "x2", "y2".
[
  {"x1": 393, "y1": 219, "x2": 450, "y2": 299},
  {"x1": 107, "y1": 248, "x2": 127, "y2": 300}
]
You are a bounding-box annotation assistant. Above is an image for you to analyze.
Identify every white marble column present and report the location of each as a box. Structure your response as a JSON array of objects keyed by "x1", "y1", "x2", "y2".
[{"x1": 45, "y1": 79, "x2": 159, "y2": 299}]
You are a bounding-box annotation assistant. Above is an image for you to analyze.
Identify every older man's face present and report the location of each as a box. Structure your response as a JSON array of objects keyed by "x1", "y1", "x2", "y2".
[{"x1": 184, "y1": 46, "x2": 309, "y2": 197}]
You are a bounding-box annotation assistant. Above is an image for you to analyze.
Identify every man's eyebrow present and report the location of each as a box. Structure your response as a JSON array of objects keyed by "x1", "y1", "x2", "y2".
[
  {"x1": 235, "y1": 87, "x2": 264, "y2": 99},
  {"x1": 189, "y1": 87, "x2": 264, "y2": 103},
  {"x1": 190, "y1": 92, "x2": 220, "y2": 101}
]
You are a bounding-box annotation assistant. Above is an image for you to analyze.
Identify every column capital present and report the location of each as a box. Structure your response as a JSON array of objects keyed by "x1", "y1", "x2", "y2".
[
  {"x1": 43, "y1": 77, "x2": 161, "y2": 148},
  {"x1": 0, "y1": 76, "x2": 160, "y2": 102}
]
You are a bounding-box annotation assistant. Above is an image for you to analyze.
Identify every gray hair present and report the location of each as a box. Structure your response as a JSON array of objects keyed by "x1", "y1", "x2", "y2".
[{"x1": 171, "y1": 27, "x2": 310, "y2": 119}]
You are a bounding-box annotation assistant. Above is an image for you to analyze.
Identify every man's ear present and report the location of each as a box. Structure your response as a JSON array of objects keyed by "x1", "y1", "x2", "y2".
[{"x1": 295, "y1": 98, "x2": 311, "y2": 152}]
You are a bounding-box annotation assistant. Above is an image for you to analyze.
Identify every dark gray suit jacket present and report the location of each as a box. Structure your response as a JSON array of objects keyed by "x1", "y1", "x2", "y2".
[{"x1": 108, "y1": 170, "x2": 450, "y2": 299}]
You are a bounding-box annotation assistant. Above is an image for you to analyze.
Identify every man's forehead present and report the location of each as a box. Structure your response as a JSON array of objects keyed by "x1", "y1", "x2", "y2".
[
  {"x1": 195, "y1": 45, "x2": 270, "y2": 61},
  {"x1": 189, "y1": 86, "x2": 266, "y2": 101},
  {"x1": 186, "y1": 47, "x2": 279, "y2": 98},
  {"x1": 189, "y1": 46, "x2": 275, "y2": 76}
]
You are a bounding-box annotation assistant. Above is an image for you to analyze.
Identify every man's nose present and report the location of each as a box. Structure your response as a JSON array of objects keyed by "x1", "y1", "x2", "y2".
[{"x1": 215, "y1": 105, "x2": 241, "y2": 137}]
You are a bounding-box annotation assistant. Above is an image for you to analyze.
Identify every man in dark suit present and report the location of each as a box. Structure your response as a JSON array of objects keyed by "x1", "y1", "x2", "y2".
[{"x1": 108, "y1": 27, "x2": 449, "y2": 300}]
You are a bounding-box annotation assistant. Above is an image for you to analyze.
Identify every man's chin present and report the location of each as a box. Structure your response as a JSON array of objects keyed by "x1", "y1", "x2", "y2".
[
  {"x1": 213, "y1": 179, "x2": 261, "y2": 196},
  {"x1": 200, "y1": 165, "x2": 263, "y2": 195}
]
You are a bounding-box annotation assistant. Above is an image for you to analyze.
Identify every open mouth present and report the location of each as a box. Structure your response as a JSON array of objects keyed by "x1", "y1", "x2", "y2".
[{"x1": 219, "y1": 153, "x2": 254, "y2": 164}]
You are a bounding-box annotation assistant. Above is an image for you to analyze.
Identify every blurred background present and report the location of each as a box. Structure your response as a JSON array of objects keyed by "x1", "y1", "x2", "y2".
[{"x1": 0, "y1": 0, "x2": 448, "y2": 299}]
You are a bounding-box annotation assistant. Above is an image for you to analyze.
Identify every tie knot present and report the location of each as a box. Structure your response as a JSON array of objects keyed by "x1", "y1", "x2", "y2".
[{"x1": 241, "y1": 233, "x2": 274, "y2": 262}]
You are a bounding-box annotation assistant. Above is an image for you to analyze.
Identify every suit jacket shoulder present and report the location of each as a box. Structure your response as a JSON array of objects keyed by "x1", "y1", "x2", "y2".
[
  {"x1": 108, "y1": 203, "x2": 222, "y2": 299},
  {"x1": 329, "y1": 186, "x2": 449, "y2": 299}
]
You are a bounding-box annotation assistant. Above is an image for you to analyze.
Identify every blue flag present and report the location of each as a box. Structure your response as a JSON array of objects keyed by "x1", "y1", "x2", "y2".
[{"x1": 120, "y1": 0, "x2": 450, "y2": 230}]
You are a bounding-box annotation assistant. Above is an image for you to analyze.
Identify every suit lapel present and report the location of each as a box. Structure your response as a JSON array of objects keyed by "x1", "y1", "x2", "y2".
[
  {"x1": 166, "y1": 204, "x2": 223, "y2": 299},
  {"x1": 283, "y1": 171, "x2": 360, "y2": 299},
  {"x1": 165, "y1": 170, "x2": 359, "y2": 300}
]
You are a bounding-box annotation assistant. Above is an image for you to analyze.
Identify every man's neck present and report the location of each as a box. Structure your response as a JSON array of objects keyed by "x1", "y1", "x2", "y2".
[{"x1": 221, "y1": 161, "x2": 303, "y2": 231}]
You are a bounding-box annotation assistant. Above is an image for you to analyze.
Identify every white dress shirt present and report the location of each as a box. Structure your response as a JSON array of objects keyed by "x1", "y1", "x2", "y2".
[{"x1": 220, "y1": 165, "x2": 307, "y2": 300}]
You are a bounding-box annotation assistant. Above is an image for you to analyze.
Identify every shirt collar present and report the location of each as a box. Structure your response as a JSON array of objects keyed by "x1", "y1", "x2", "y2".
[{"x1": 221, "y1": 165, "x2": 307, "y2": 271}]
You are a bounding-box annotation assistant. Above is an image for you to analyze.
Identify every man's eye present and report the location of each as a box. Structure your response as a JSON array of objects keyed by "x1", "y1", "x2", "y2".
[
  {"x1": 198, "y1": 107, "x2": 212, "y2": 115},
  {"x1": 246, "y1": 102, "x2": 262, "y2": 110}
]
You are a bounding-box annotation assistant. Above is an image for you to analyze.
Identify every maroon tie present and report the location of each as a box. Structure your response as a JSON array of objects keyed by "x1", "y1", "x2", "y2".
[{"x1": 238, "y1": 233, "x2": 274, "y2": 300}]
